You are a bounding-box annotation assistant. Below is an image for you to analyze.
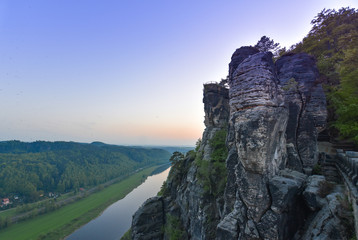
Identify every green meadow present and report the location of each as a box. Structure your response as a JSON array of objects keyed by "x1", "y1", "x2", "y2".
[{"x1": 0, "y1": 166, "x2": 158, "y2": 240}]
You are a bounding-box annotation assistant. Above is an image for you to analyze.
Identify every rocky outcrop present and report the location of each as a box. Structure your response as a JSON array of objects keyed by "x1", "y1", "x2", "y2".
[
  {"x1": 131, "y1": 83, "x2": 230, "y2": 240},
  {"x1": 203, "y1": 83, "x2": 229, "y2": 128},
  {"x1": 302, "y1": 175, "x2": 327, "y2": 211},
  {"x1": 202, "y1": 83, "x2": 229, "y2": 161},
  {"x1": 295, "y1": 182, "x2": 354, "y2": 240},
  {"x1": 228, "y1": 46, "x2": 259, "y2": 79},
  {"x1": 167, "y1": 83, "x2": 229, "y2": 239},
  {"x1": 132, "y1": 197, "x2": 164, "y2": 240},
  {"x1": 303, "y1": 193, "x2": 347, "y2": 239},
  {"x1": 257, "y1": 170, "x2": 308, "y2": 240},
  {"x1": 229, "y1": 51, "x2": 287, "y2": 175},
  {"x1": 276, "y1": 53, "x2": 327, "y2": 172},
  {"x1": 217, "y1": 50, "x2": 292, "y2": 239},
  {"x1": 129, "y1": 47, "x2": 347, "y2": 240}
]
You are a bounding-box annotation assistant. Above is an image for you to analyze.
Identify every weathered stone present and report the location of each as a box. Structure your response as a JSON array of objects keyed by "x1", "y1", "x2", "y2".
[
  {"x1": 233, "y1": 106, "x2": 288, "y2": 175},
  {"x1": 218, "y1": 191, "x2": 247, "y2": 239},
  {"x1": 230, "y1": 52, "x2": 288, "y2": 175},
  {"x1": 243, "y1": 220, "x2": 260, "y2": 239},
  {"x1": 256, "y1": 210, "x2": 280, "y2": 239},
  {"x1": 303, "y1": 175, "x2": 326, "y2": 211},
  {"x1": 203, "y1": 83, "x2": 229, "y2": 128},
  {"x1": 228, "y1": 46, "x2": 259, "y2": 79},
  {"x1": 279, "y1": 168, "x2": 307, "y2": 184},
  {"x1": 277, "y1": 53, "x2": 327, "y2": 169},
  {"x1": 222, "y1": 148, "x2": 238, "y2": 215},
  {"x1": 216, "y1": 212, "x2": 239, "y2": 240},
  {"x1": 236, "y1": 162, "x2": 270, "y2": 221},
  {"x1": 286, "y1": 143, "x2": 303, "y2": 172},
  {"x1": 222, "y1": 49, "x2": 290, "y2": 239},
  {"x1": 255, "y1": 170, "x2": 309, "y2": 240},
  {"x1": 171, "y1": 162, "x2": 204, "y2": 240},
  {"x1": 230, "y1": 52, "x2": 285, "y2": 111},
  {"x1": 300, "y1": 192, "x2": 350, "y2": 240},
  {"x1": 201, "y1": 83, "x2": 229, "y2": 161},
  {"x1": 269, "y1": 175, "x2": 301, "y2": 213},
  {"x1": 131, "y1": 196, "x2": 164, "y2": 240}
]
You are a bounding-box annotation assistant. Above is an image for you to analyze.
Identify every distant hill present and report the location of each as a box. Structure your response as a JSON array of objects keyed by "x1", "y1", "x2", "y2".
[
  {"x1": 0, "y1": 141, "x2": 171, "y2": 202},
  {"x1": 140, "y1": 146, "x2": 194, "y2": 154}
]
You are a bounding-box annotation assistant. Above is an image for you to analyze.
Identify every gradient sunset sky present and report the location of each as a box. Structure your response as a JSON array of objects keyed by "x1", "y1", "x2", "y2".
[{"x1": 1, "y1": 0, "x2": 357, "y2": 146}]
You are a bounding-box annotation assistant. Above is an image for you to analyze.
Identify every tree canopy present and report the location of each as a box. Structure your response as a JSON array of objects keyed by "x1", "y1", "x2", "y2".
[
  {"x1": 0, "y1": 141, "x2": 170, "y2": 202},
  {"x1": 292, "y1": 7, "x2": 358, "y2": 144},
  {"x1": 254, "y1": 35, "x2": 280, "y2": 53},
  {"x1": 169, "y1": 151, "x2": 184, "y2": 165}
]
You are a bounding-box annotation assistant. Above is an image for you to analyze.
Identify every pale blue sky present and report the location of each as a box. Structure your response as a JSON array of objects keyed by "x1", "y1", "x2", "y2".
[{"x1": 0, "y1": 0, "x2": 357, "y2": 145}]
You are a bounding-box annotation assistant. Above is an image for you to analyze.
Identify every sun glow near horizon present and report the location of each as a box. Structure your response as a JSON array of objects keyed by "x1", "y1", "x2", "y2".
[{"x1": 1, "y1": 0, "x2": 358, "y2": 145}]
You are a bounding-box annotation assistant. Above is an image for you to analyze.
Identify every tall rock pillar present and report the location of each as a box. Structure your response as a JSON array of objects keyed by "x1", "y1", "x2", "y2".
[
  {"x1": 276, "y1": 53, "x2": 327, "y2": 172},
  {"x1": 218, "y1": 48, "x2": 289, "y2": 239}
]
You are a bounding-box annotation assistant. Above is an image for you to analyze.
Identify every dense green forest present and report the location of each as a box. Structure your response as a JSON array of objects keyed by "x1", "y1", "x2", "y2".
[
  {"x1": 291, "y1": 7, "x2": 358, "y2": 144},
  {"x1": 0, "y1": 141, "x2": 170, "y2": 202}
]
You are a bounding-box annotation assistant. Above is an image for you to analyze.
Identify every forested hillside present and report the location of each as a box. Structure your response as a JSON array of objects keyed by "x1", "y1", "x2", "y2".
[
  {"x1": 0, "y1": 141, "x2": 170, "y2": 202},
  {"x1": 291, "y1": 7, "x2": 358, "y2": 144}
]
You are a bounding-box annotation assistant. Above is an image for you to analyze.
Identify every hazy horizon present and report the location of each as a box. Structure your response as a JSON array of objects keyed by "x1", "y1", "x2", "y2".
[
  {"x1": 1, "y1": 0, "x2": 357, "y2": 146},
  {"x1": 0, "y1": 139, "x2": 195, "y2": 147}
]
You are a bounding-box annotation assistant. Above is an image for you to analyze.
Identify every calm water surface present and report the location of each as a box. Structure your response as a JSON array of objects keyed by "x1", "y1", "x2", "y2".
[{"x1": 67, "y1": 167, "x2": 171, "y2": 240}]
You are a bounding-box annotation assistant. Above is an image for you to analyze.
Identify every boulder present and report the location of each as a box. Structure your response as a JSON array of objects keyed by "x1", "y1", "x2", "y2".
[
  {"x1": 269, "y1": 175, "x2": 302, "y2": 213},
  {"x1": 303, "y1": 175, "x2": 326, "y2": 211},
  {"x1": 300, "y1": 192, "x2": 350, "y2": 240}
]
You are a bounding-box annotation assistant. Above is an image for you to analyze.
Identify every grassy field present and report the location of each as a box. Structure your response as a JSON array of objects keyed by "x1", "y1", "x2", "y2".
[
  {"x1": 0, "y1": 208, "x2": 17, "y2": 219},
  {"x1": 0, "y1": 192, "x2": 73, "y2": 220},
  {"x1": 0, "y1": 166, "x2": 159, "y2": 240}
]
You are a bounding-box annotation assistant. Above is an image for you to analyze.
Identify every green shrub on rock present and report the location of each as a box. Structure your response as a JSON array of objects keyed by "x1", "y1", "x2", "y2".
[{"x1": 196, "y1": 128, "x2": 228, "y2": 197}]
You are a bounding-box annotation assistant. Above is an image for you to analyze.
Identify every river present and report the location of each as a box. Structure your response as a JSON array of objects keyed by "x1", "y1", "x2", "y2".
[{"x1": 66, "y1": 167, "x2": 171, "y2": 240}]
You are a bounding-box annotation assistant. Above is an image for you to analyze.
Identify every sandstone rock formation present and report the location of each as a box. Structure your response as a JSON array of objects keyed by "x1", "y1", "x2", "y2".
[
  {"x1": 132, "y1": 197, "x2": 164, "y2": 240},
  {"x1": 217, "y1": 49, "x2": 302, "y2": 240},
  {"x1": 276, "y1": 53, "x2": 327, "y2": 172},
  {"x1": 129, "y1": 47, "x2": 354, "y2": 240}
]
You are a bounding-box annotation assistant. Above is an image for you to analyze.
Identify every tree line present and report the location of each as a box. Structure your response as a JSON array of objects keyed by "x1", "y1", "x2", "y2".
[
  {"x1": 0, "y1": 141, "x2": 170, "y2": 202},
  {"x1": 291, "y1": 7, "x2": 358, "y2": 144}
]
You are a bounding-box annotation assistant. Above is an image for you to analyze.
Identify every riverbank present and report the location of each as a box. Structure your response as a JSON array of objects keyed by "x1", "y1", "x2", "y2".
[{"x1": 0, "y1": 165, "x2": 164, "y2": 240}]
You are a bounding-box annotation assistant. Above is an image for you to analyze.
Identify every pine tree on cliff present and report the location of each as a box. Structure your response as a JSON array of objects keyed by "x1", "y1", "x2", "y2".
[{"x1": 254, "y1": 35, "x2": 280, "y2": 53}]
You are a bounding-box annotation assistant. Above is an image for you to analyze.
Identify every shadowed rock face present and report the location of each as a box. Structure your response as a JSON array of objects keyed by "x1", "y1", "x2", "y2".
[
  {"x1": 276, "y1": 53, "x2": 327, "y2": 171},
  {"x1": 202, "y1": 84, "x2": 229, "y2": 162},
  {"x1": 131, "y1": 197, "x2": 164, "y2": 240},
  {"x1": 228, "y1": 46, "x2": 259, "y2": 79},
  {"x1": 203, "y1": 83, "x2": 229, "y2": 128}
]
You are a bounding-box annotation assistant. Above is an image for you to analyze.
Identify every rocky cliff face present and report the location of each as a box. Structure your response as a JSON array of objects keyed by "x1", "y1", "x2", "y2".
[
  {"x1": 276, "y1": 53, "x2": 327, "y2": 172},
  {"x1": 130, "y1": 47, "x2": 353, "y2": 240},
  {"x1": 132, "y1": 83, "x2": 229, "y2": 240}
]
